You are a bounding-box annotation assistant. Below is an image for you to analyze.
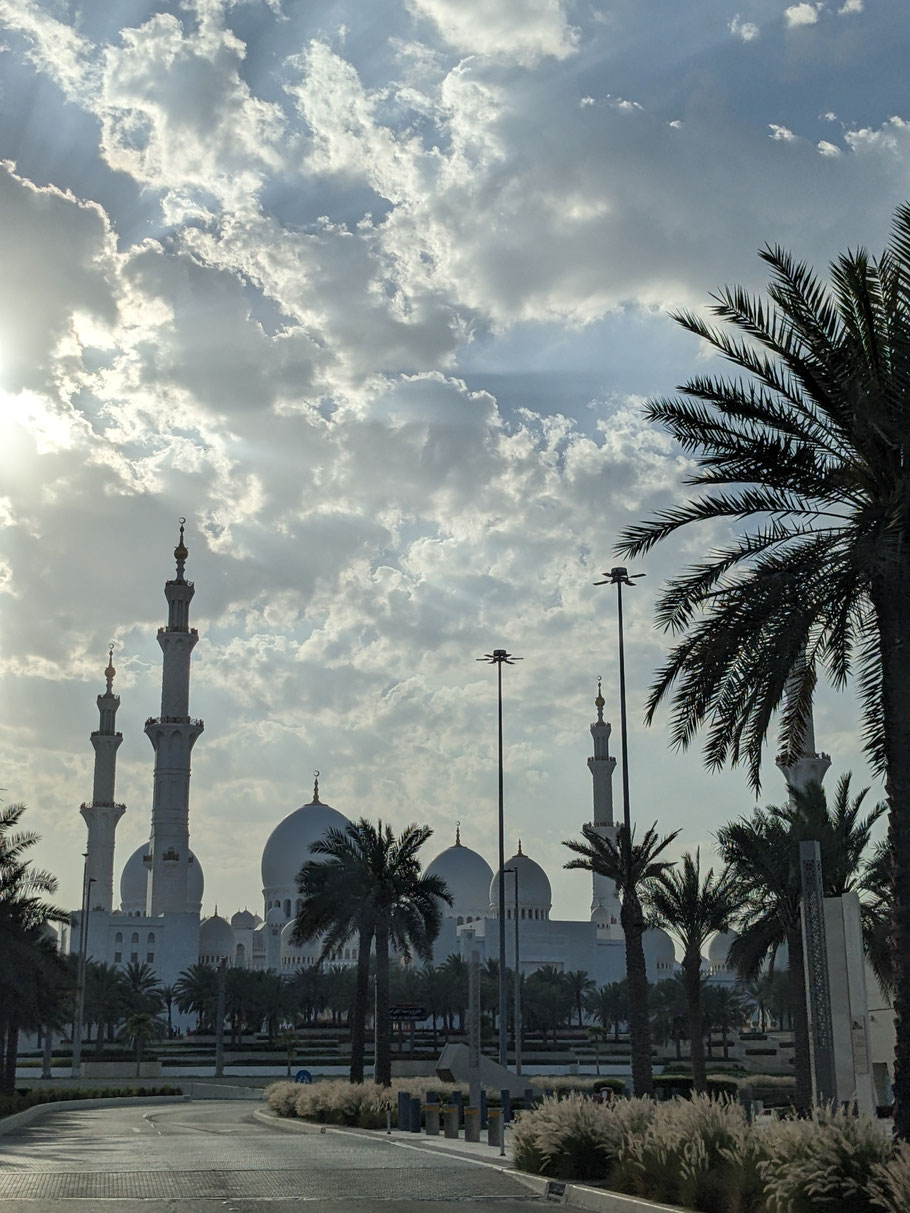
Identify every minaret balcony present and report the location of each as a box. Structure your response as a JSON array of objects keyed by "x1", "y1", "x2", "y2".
[
  {"x1": 90, "y1": 730, "x2": 123, "y2": 739},
  {"x1": 145, "y1": 715, "x2": 205, "y2": 727},
  {"x1": 80, "y1": 801, "x2": 126, "y2": 811},
  {"x1": 157, "y1": 626, "x2": 198, "y2": 636}
]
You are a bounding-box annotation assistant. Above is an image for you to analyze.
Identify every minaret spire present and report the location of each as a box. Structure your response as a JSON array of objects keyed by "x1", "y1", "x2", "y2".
[
  {"x1": 585, "y1": 680, "x2": 622, "y2": 929},
  {"x1": 145, "y1": 520, "x2": 204, "y2": 916},
  {"x1": 776, "y1": 654, "x2": 831, "y2": 795},
  {"x1": 80, "y1": 646, "x2": 126, "y2": 913}
]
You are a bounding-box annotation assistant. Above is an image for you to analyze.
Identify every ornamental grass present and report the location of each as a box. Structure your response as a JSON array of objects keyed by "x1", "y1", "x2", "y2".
[{"x1": 266, "y1": 1078, "x2": 470, "y2": 1129}]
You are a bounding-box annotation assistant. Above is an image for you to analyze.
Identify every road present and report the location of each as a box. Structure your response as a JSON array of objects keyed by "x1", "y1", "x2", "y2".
[{"x1": 0, "y1": 1100, "x2": 543, "y2": 1212}]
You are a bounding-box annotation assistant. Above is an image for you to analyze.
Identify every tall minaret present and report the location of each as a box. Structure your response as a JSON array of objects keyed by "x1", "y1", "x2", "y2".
[
  {"x1": 80, "y1": 647, "x2": 126, "y2": 913},
  {"x1": 586, "y1": 679, "x2": 622, "y2": 927},
  {"x1": 776, "y1": 661, "x2": 831, "y2": 795},
  {"x1": 145, "y1": 520, "x2": 204, "y2": 917}
]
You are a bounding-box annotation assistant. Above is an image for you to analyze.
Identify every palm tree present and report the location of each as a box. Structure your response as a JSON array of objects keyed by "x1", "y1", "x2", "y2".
[
  {"x1": 440, "y1": 953, "x2": 468, "y2": 1032},
  {"x1": 0, "y1": 802, "x2": 68, "y2": 1093},
  {"x1": 565, "y1": 969, "x2": 596, "y2": 1027},
  {"x1": 702, "y1": 984, "x2": 751, "y2": 1061},
  {"x1": 584, "y1": 980, "x2": 629, "y2": 1044},
  {"x1": 523, "y1": 967, "x2": 572, "y2": 1046},
  {"x1": 718, "y1": 777, "x2": 883, "y2": 1110},
  {"x1": 648, "y1": 849, "x2": 743, "y2": 1093},
  {"x1": 174, "y1": 962, "x2": 219, "y2": 1032},
  {"x1": 121, "y1": 1010, "x2": 165, "y2": 1076},
  {"x1": 861, "y1": 839, "x2": 896, "y2": 997},
  {"x1": 119, "y1": 960, "x2": 164, "y2": 1017},
  {"x1": 649, "y1": 975, "x2": 691, "y2": 1061},
  {"x1": 564, "y1": 822, "x2": 678, "y2": 1096},
  {"x1": 615, "y1": 208, "x2": 910, "y2": 1135},
  {"x1": 85, "y1": 961, "x2": 125, "y2": 1055},
  {"x1": 295, "y1": 819, "x2": 448, "y2": 1086}
]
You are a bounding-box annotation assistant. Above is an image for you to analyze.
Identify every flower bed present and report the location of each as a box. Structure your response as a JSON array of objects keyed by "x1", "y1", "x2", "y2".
[{"x1": 513, "y1": 1093, "x2": 910, "y2": 1213}]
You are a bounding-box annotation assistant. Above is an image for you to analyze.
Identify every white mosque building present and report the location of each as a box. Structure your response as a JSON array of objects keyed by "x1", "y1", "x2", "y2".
[{"x1": 64, "y1": 525, "x2": 684, "y2": 990}]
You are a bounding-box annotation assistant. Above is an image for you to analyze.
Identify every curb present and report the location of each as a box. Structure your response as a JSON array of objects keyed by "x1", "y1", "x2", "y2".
[
  {"x1": 252, "y1": 1111, "x2": 683, "y2": 1211},
  {"x1": 0, "y1": 1095, "x2": 189, "y2": 1137}
]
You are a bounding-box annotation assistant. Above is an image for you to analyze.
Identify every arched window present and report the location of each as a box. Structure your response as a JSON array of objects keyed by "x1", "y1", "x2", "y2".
[
  {"x1": 115, "y1": 932, "x2": 123, "y2": 944},
  {"x1": 147, "y1": 932, "x2": 155, "y2": 944},
  {"x1": 456, "y1": 916, "x2": 464, "y2": 925},
  {"x1": 131, "y1": 932, "x2": 139, "y2": 944},
  {"x1": 284, "y1": 898, "x2": 291, "y2": 918}
]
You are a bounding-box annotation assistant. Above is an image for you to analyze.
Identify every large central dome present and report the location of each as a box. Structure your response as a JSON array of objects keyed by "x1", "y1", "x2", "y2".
[{"x1": 261, "y1": 783, "x2": 350, "y2": 894}]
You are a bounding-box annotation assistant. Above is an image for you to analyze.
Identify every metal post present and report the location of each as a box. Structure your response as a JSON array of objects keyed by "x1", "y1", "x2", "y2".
[
  {"x1": 504, "y1": 866, "x2": 522, "y2": 1075},
  {"x1": 71, "y1": 857, "x2": 93, "y2": 1078},
  {"x1": 468, "y1": 948, "x2": 482, "y2": 1113},
  {"x1": 214, "y1": 957, "x2": 227, "y2": 1078},
  {"x1": 477, "y1": 648, "x2": 521, "y2": 1070}
]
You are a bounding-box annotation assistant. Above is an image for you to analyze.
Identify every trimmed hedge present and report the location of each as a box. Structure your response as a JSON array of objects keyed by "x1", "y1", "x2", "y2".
[{"x1": 1, "y1": 1086, "x2": 184, "y2": 1120}]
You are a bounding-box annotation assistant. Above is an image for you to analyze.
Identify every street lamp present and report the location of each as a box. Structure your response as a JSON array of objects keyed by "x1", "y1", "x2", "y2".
[
  {"x1": 503, "y1": 866, "x2": 521, "y2": 1076},
  {"x1": 593, "y1": 568, "x2": 644, "y2": 835},
  {"x1": 477, "y1": 648, "x2": 522, "y2": 1068},
  {"x1": 71, "y1": 857, "x2": 95, "y2": 1078}
]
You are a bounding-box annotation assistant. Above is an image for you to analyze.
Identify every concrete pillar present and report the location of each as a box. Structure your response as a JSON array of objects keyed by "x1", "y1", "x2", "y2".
[
  {"x1": 424, "y1": 1105, "x2": 440, "y2": 1136},
  {"x1": 487, "y1": 1108, "x2": 503, "y2": 1147},
  {"x1": 443, "y1": 1106, "x2": 459, "y2": 1138},
  {"x1": 464, "y1": 1108, "x2": 480, "y2": 1142}
]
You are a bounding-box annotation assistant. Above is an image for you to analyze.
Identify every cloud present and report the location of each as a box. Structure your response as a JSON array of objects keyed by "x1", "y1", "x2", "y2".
[
  {"x1": 839, "y1": 0, "x2": 863, "y2": 11},
  {"x1": 785, "y1": 3, "x2": 822, "y2": 26},
  {"x1": 729, "y1": 16, "x2": 760, "y2": 41},
  {"x1": 405, "y1": 0, "x2": 579, "y2": 67}
]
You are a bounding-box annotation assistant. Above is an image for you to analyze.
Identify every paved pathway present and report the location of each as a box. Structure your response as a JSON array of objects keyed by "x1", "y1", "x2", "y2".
[{"x1": 0, "y1": 1100, "x2": 541, "y2": 1212}]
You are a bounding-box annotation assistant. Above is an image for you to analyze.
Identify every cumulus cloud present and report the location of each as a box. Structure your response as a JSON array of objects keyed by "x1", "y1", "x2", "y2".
[
  {"x1": 405, "y1": 0, "x2": 579, "y2": 67},
  {"x1": 730, "y1": 15, "x2": 760, "y2": 41},
  {"x1": 839, "y1": 0, "x2": 862, "y2": 11},
  {"x1": 785, "y1": 3, "x2": 822, "y2": 26}
]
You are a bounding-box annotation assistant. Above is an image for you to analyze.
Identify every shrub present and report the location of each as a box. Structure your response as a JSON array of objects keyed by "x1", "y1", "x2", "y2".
[
  {"x1": 869, "y1": 1141, "x2": 910, "y2": 1213},
  {"x1": 610, "y1": 1095, "x2": 767, "y2": 1213},
  {"x1": 266, "y1": 1078, "x2": 472, "y2": 1129},
  {"x1": 758, "y1": 1104, "x2": 895, "y2": 1213},
  {"x1": 512, "y1": 1092, "x2": 656, "y2": 1182}
]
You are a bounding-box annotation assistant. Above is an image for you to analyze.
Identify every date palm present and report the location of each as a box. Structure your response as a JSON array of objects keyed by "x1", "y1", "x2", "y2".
[
  {"x1": 648, "y1": 849, "x2": 744, "y2": 1093},
  {"x1": 616, "y1": 206, "x2": 910, "y2": 1133},
  {"x1": 564, "y1": 822, "x2": 678, "y2": 1096},
  {"x1": 584, "y1": 980, "x2": 629, "y2": 1043},
  {"x1": 565, "y1": 969, "x2": 596, "y2": 1027}
]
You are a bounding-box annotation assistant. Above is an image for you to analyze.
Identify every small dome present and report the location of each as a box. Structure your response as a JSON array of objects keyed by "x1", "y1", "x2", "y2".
[
  {"x1": 643, "y1": 927, "x2": 676, "y2": 967},
  {"x1": 120, "y1": 841, "x2": 204, "y2": 915},
  {"x1": 261, "y1": 789, "x2": 350, "y2": 893},
  {"x1": 708, "y1": 930, "x2": 739, "y2": 969},
  {"x1": 426, "y1": 830, "x2": 494, "y2": 918},
  {"x1": 490, "y1": 844, "x2": 551, "y2": 915},
  {"x1": 200, "y1": 913, "x2": 235, "y2": 958},
  {"x1": 231, "y1": 909, "x2": 257, "y2": 930},
  {"x1": 265, "y1": 906, "x2": 285, "y2": 925}
]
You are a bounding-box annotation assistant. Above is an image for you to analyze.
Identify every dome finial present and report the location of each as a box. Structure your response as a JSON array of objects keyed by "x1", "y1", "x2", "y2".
[
  {"x1": 105, "y1": 643, "x2": 116, "y2": 692},
  {"x1": 455, "y1": 820, "x2": 461, "y2": 846},
  {"x1": 595, "y1": 675, "x2": 605, "y2": 723},
  {"x1": 174, "y1": 517, "x2": 189, "y2": 578},
  {"x1": 312, "y1": 770, "x2": 321, "y2": 803},
  {"x1": 517, "y1": 838, "x2": 523, "y2": 856}
]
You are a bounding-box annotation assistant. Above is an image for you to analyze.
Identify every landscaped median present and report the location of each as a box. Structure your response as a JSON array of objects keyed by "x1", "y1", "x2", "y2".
[{"x1": 511, "y1": 1091, "x2": 909, "y2": 1213}]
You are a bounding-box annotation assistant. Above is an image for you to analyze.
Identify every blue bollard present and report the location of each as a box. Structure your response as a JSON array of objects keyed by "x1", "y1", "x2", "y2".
[
  {"x1": 452, "y1": 1089, "x2": 464, "y2": 1126},
  {"x1": 480, "y1": 1088, "x2": 488, "y2": 1128},
  {"x1": 398, "y1": 1091, "x2": 411, "y2": 1131},
  {"x1": 425, "y1": 1090, "x2": 438, "y2": 1104},
  {"x1": 410, "y1": 1097, "x2": 421, "y2": 1133},
  {"x1": 500, "y1": 1088, "x2": 512, "y2": 1124}
]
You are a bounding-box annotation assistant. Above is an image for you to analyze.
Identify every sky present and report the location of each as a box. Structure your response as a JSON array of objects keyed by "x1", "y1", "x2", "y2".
[{"x1": 0, "y1": 0, "x2": 907, "y2": 923}]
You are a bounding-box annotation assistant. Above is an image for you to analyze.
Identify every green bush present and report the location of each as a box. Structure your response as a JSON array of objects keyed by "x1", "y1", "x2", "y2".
[{"x1": 0, "y1": 1086, "x2": 183, "y2": 1120}]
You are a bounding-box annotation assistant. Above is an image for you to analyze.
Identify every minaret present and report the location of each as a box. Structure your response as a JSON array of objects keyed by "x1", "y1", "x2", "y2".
[
  {"x1": 80, "y1": 647, "x2": 126, "y2": 912},
  {"x1": 145, "y1": 520, "x2": 204, "y2": 916},
  {"x1": 776, "y1": 661, "x2": 831, "y2": 795},
  {"x1": 586, "y1": 679, "x2": 622, "y2": 927}
]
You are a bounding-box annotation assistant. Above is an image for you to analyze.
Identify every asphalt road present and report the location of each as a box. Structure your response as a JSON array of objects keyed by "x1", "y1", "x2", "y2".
[{"x1": 0, "y1": 1100, "x2": 543, "y2": 1212}]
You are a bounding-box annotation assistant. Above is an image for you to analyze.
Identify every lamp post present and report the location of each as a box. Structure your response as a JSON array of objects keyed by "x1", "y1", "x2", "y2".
[
  {"x1": 71, "y1": 857, "x2": 95, "y2": 1079},
  {"x1": 477, "y1": 648, "x2": 522, "y2": 1068},
  {"x1": 593, "y1": 568, "x2": 644, "y2": 834},
  {"x1": 504, "y1": 866, "x2": 522, "y2": 1075}
]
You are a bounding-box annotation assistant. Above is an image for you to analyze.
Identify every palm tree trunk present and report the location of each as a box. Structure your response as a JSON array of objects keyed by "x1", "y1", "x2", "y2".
[
  {"x1": 621, "y1": 891, "x2": 654, "y2": 1097},
  {"x1": 786, "y1": 925, "x2": 812, "y2": 1113},
  {"x1": 872, "y1": 580, "x2": 910, "y2": 1140},
  {"x1": 374, "y1": 916, "x2": 391, "y2": 1087},
  {"x1": 349, "y1": 924, "x2": 372, "y2": 1084},
  {"x1": 683, "y1": 954, "x2": 707, "y2": 1094},
  {"x1": 3, "y1": 1022, "x2": 19, "y2": 1094}
]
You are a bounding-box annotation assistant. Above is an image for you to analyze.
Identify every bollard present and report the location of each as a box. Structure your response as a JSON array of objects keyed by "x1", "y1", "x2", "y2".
[
  {"x1": 410, "y1": 1097, "x2": 422, "y2": 1133},
  {"x1": 425, "y1": 1090, "x2": 438, "y2": 1104},
  {"x1": 452, "y1": 1089, "x2": 464, "y2": 1126},
  {"x1": 424, "y1": 1104, "x2": 440, "y2": 1136},
  {"x1": 486, "y1": 1107, "x2": 503, "y2": 1148},
  {"x1": 397, "y1": 1091, "x2": 411, "y2": 1132},
  {"x1": 500, "y1": 1088, "x2": 512, "y2": 1124},
  {"x1": 464, "y1": 1107, "x2": 480, "y2": 1142},
  {"x1": 480, "y1": 1089, "x2": 487, "y2": 1128},
  {"x1": 443, "y1": 1105, "x2": 459, "y2": 1139}
]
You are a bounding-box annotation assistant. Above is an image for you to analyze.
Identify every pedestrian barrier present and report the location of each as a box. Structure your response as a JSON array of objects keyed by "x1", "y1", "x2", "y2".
[
  {"x1": 464, "y1": 1107, "x2": 480, "y2": 1142},
  {"x1": 423, "y1": 1105, "x2": 440, "y2": 1136},
  {"x1": 486, "y1": 1107, "x2": 503, "y2": 1147},
  {"x1": 442, "y1": 1105, "x2": 459, "y2": 1138},
  {"x1": 409, "y1": 1096, "x2": 421, "y2": 1133}
]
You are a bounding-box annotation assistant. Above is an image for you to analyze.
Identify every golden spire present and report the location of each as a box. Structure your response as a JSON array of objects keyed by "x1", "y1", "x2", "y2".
[
  {"x1": 517, "y1": 838, "x2": 523, "y2": 856},
  {"x1": 105, "y1": 644, "x2": 116, "y2": 692},
  {"x1": 312, "y1": 770, "x2": 321, "y2": 803},
  {"x1": 455, "y1": 820, "x2": 461, "y2": 846},
  {"x1": 174, "y1": 517, "x2": 188, "y2": 572},
  {"x1": 595, "y1": 675, "x2": 605, "y2": 723}
]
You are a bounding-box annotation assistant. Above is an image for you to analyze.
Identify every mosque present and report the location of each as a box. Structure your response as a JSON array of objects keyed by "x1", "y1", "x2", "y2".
[{"x1": 64, "y1": 525, "x2": 833, "y2": 994}]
